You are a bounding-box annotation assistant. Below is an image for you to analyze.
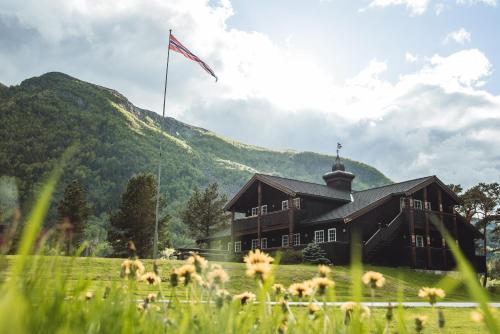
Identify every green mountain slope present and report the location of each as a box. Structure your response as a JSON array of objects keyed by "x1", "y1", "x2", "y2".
[{"x1": 0, "y1": 72, "x2": 391, "y2": 222}]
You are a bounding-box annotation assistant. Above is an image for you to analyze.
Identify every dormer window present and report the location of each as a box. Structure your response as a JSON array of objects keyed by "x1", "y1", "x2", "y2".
[{"x1": 282, "y1": 200, "x2": 289, "y2": 210}]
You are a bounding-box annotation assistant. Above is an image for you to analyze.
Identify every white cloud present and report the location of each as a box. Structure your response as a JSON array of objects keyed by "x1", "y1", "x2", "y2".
[
  {"x1": 444, "y1": 28, "x2": 472, "y2": 44},
  {"x1": 405, "y1": 52, "x2": 419, "y2": 63},
  {"x1": 456, "y1": 0, "x2": 497, "y2": 6},
  {"x1": 364, "y1": 0, "x2": 431, "y2": 15}
]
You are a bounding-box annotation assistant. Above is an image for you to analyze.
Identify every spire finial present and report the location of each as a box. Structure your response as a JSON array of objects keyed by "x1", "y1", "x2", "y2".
[{"x1": 336, "y1": 142, "x2": 342, "y2": 159}]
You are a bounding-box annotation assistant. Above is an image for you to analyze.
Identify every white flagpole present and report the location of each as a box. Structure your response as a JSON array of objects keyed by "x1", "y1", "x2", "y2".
[{"x1": 153, "y1": 29, "x2": 172, "y2": 260}]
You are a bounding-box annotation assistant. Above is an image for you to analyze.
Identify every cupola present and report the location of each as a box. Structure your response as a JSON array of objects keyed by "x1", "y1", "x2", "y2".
[{"x1": 322, "y1": 143, "x2": 355, "y2": 192}]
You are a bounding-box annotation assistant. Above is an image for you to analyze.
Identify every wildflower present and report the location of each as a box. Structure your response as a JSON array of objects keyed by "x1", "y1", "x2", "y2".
[
  {"x1": 193, "y1": 273, "x2": 208, "y2": 288},
  {"x1": 308, "y1": 303, "x2": 320, "y2": 317},
  {"x1": 288, "y1": 282, "x2": 313, "y2": 298},
  {"x1": 311, "y1": 277, "x2": 335, "y2": 295},
  {"x1": 186, "y1": 253, "x2": 208, "y2": 274},
  {"x1": 170, "y1": 268, "x2": 179, "y2": 287},
  {"x1": 272, "y1": 283, "x2": 286, "y2": 295},
  {"x1": 141, "y1": 272, "x2": 161, "y2": 285},
  {"x1": 318, "y1": 265, "x2": 332, "y2": 278},
  {"x1": 177, "y1": 264, "x2": 196, "y2": 286},
  {"x1": 234, "y1": 291, "x2": 256, "y2": 305},
  {"x1": 147, "y1": 293, "x2": 157, "y2": 303},
  {"x1": 245, "y1": 262, "x2": 271, "y2": 282},
  {"x1": 85, "y1": 291, "x2": 94, "y2": 300},
  {"x1": 243, "y1": 249, "x2": 274, "y2": 267},
  {"x1": 215, "y1": 289, "x2": 231, "y2": 308},
  {"x1": 418, "y1": 287, "x2": 445, "y2": 305},
  {"x1": 362, "y1": 271, "x2": 385, "y2": 289},
  {"x1": 414, "y1": 316, "x2": 427, "y2": 333},
  {"x1": 121, "y1": 259, "x2": 145, "y2": 279},
  {"x1": 341, "y1": 302, "x2": 370, "y2": 325},
  {"x1": 470, "y1": 310, "x2": 484, "y2": 323},
  {"x1": 207, "y1": 267, "x2": 229, "y2": 286},
  {"x1": 279, "y1": 300, "x2": 289, "y2": 313},
  {"x1": 137, "y1": 302, "x2": 146, "y2": 311}
]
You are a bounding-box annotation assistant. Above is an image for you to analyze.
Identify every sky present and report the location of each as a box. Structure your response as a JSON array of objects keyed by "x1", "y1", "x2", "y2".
[{"x1": 1, "y1": 0, "x2": 499, "y2": 188}]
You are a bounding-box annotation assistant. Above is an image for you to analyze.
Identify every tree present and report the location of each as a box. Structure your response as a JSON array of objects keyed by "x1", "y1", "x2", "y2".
[
  {"x1": 108, "y1": 173, "x2": 170, "y2": 258},
  {"x1": 57, "y1": 180, "x2": 90, "y2": 252},
  {"x1": 181, "y1": 183, "x2": 229, "y2": 239},
  {"x1": 302, "y1": 243, "x2": 331, "y2": 265}
]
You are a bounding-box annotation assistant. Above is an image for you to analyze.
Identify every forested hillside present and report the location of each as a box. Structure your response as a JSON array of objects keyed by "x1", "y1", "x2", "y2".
[{"x1": 0, "y1": 72, "x2": 391, "y2": 232}]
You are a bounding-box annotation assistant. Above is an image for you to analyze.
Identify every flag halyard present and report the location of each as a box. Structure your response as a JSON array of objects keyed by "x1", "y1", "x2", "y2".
[{"x1": 169, "y1": 34, "x2": 218, "y2": 82}]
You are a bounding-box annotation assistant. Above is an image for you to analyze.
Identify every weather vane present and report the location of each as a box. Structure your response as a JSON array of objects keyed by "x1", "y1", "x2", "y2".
[{"x1": 336, "y1": 142, "x2": 342, "y2": 158}]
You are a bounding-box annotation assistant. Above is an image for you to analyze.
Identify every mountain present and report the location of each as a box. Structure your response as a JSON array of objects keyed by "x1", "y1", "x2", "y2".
[{"x1": 0, "y1": 72, "x2": 391, "y2": 225}]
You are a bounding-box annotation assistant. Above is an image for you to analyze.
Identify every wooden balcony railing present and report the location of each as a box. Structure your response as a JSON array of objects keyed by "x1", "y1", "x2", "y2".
[{"x1": 232, "y1": 208, "x2": 304, "y2": 234}]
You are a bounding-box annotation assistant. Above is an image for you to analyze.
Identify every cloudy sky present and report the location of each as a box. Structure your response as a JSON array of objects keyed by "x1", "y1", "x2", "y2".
[{"x1": 1, "y1": 0, "x2": 499, "y2": 187}]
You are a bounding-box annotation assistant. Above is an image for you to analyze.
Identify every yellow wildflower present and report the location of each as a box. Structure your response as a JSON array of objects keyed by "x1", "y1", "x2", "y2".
[
  {"x1": 85, "y1": 291, "x2": 94, "y2": 300},
  {"x1": 362, "y1": 271, "x2": 385, "y2": 289},
  {"x1": 147, "y1": 293, "x2": 157, "y2": 303},
  {"x1": 207, "y1": 267, "x2": 229, "y2": 286},
  {"x1": 414, "y1": 315, "x2": 428, "y2": 333},
  {"x1": 288, "y1": 282, "x2": 313, "y2": 298},
  {"x1": 272, "y1": 283, "x2": 286, "y2": 295},
  {"x1": 140, "y1": 272, "x2": 161, "y2": 285},
  {"x1": 311, "y1": 277, "x2": 335, "y2": 295},
  {"x1": 177, "y1": 264, "x2": 196, "y2": 286},
  {"x1": 186, "y1": 253, "x2": 208, "y2": 274},
  {"x1": 234, "y1": 291, "x2": 256, "y2": 305},
  {"x1": 245, "y1": 262, "x2": 271, "y2": 282},
  {"x1": 243, "y1": 249, "x2": 274, "y2": 267},
  {"x1": 418, "y1": 287, "x2": 445, "y2": 305},
  {"x1": 318, "y1": 265, "x2": 332, "y2": 278},
  {"x1": 120, "y1": 259, "x2": 145, "y2": 279},
  {"x1": 340, "y1": 302, "x2": 371, "y2": 318},
  {"x1": 308, "y1": 303, "x2": 320, "y2": 315}
]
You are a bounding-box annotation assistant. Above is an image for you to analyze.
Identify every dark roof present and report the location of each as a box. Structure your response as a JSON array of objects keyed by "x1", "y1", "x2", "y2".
[
  {"x1": 304, "y1": 176, "x2": 435, "y2": 224},
  {"x1": 256, "y1": 174, "x2": 352, "y2": 202}
]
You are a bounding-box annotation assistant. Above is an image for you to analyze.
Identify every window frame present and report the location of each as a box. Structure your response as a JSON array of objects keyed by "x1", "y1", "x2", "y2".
[
  {"x1": 327, "y1": 228, "x2": 337, "y2": 242},
  {"x1": 424, "y1": 201, "x2": 431, "y2": 210},
  {"x1": 292, "y1": 198, "x2": 301, "y2": 209},
  {"x1": 292, "y1": 233, "x2": 300, "y2": 246},
  {"x1": 282, "y1": 234, "x2": 289, "y2": 247},
  {"x1": 234, "y1": 241, "x2": 241, "y2": 252},
  {"x1": 227, "y1": 242, "x2": 232, "y2": 252},
  {"x1": 415, "y1": 235, "x2": 424, "y2": 248},
  {"x1": 282, "y1": 200, "x2": 289, "y2": 210},
  {"x1": 251, "y1": 239, "x2": 259, "y2": 250},
  {"x1": 414, "y1": 199, "x2": 423, "y2": 210},
  {"x1": 251, "y1": 207, "x2": 259, "y2": 216},
  {"x1": 261, "y1": 205, "x2": 268, "y2": 214},
  {"x1": 314, "y1": 230, "x2": 325, "y2": 244},
  {"x1": 261, "y1": 238, "x2": 268, "y2": 249}
]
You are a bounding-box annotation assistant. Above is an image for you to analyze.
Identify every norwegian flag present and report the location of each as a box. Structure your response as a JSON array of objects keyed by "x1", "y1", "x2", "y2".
[{"x1": 169, "y1": 34, "x2": 218, "y2": 82}]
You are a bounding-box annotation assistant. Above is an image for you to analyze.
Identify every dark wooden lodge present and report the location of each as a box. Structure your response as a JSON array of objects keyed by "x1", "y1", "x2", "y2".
[{"x1": 200, "y1": 153, "x2": 486, "y2": 272}]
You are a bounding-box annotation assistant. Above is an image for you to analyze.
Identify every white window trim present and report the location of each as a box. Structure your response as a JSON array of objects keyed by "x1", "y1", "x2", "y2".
[
  {"x1": 251, "y1": 239, "x2": 259, "y2": 250},
  {"x1": 282, "y1": 234, "x2": 289, "y2": 247},
  {"x1": 234, "y1": 241, "x2": 241, "y2": 252},
  {"x1": 414, "y1": 200, "x2": 423, "y2": 210},
  {"x1": 261, "y1": 238, "x2": 268, "y2": 249},
  {"x1": 292, "y1": 198, "x2": 301, "y2": 209},
  {"x1": 227, "y1": 242, "x2": 232, "y2": 252},
  {"x1": 424, "y1": 201, "x2": 431, "y2": 210},
  {"x1": 251, "y1": 207, "x2": 259, "y2": 216},
  {"x1": 314, "y1": 230, "x2": 325, "y2": 244},
  {"x1": 261, "y1": 205, "x2": 268, "y2": 214},
  {"x1": 282, "y1": 200, "x2": 289, "y2": 210},
  {"x1": 328, "y1": 228, "x2": 337, "y2": 242},
  {"x1": 292, "y1": 233, "x2": 300, "y2": 246},
  {"x1": 416, "y1": 235, "x2": 424, "y2": 248},
  {"x1": 400, "y1": 197, "x2": 406, "y2": 210}
]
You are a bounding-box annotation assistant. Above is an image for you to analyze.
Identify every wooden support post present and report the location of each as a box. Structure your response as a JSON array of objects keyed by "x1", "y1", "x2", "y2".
[
  {"x1": 257, "y1": 181, "x2": 262, "y2": 247},
  {"x1": 437, "y1": 188, "x2": 446, "y2": 268},
  {"x1": 453, "y1": 212, "x2": 459, "y2": 246},
  {"x1": 409, "y1": 202, "x2": 417, "y2": 268},
  {"x1": 423, "y1": 187, "x2": 432, "y2": 269},
  {"x1": 230, "y1": 209, "x2": 235, "y2": 252},
  {"x1": 288, "y1": 197, "x2": 295, "y2": 247}
]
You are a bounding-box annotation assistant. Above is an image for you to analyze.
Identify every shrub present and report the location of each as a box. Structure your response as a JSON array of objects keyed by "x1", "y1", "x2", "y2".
[
  {"x1": 302, "y1": 243, "x2": 331, "y2": 265},
  {"x1": 278, "y1": 248, "x2": 303, "y2": 264}
]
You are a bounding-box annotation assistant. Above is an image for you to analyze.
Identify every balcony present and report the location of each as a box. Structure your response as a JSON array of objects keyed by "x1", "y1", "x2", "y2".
[{"x1": 232, "y1": 208, "x2": 305, "y2": 235}]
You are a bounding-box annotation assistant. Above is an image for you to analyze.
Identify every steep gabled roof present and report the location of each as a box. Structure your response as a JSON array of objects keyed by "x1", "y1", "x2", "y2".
[
  {"x1": 224, "y1": 173, "x2": 351, "y2": 211},
  {"x1": 304, "y1": 176, "x2": 448, "y2": 224}
]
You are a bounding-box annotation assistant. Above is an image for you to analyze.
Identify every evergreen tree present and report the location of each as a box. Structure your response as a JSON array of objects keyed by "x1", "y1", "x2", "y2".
[
  {"x1": 57, "y1": 180, "x2": 90, "y2": 251},
  {"x1": 302, "y1": 243, "x2": 331, "y2": 265},
  {"x1": 181, "y1": 183, "x2": 229, "y2": 239},
  {"x1": 108, "y1": 173, "x2": 169, "y2": 258}
]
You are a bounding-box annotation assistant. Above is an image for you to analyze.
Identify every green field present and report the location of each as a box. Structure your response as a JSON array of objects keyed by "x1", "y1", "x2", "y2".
[{"x1": 1, "y1": 255, "x2": 498, "y2": 302}]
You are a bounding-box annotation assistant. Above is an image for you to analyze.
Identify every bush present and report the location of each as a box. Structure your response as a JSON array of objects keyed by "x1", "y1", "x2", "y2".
[
  {"x1": 302, "y1": 243, "x2": 331, "y2": 265},
  {"x1": 278, "y1": 248, "x2": 303, "y2": 264}
]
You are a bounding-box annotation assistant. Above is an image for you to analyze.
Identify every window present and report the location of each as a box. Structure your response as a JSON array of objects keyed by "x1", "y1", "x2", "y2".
[
  {"x1": 400, "y1": 197, "x2": 406, "y2": 210},
  {"x1": 227, "y1": 242, "x2": 232, "y2": 252},
  {"x1": 424, "y1": 201, "x2": 431, "y2": 210},
  {"x1": 328, "y1": 228, "x2": 337, "y2": 242},
  {"x1": 261, "y1": 238, "x2": 268, "y2": 249},
  {"x1": 292, "y1": 198, "x2": 301, "y2": 209},
  {"x1": 314, "y1": 230, "x2": 325, "y2": 243},
  {"x1": 251, "y1": 207, "x2": 259, "y2": 216},
  {"x1": 251, "y1": 239, "x2": 259, "y2": 250},
  {"x1": 414, "y1": 200, "x2": 423, "y2": 210},
  {"x1": 416, "y1": 235, "x2": 424, "y2": 248},
  {"x1": 282, "y1": 235, "x2": 289, "y2": 247},
  {"x1": 234, "y1": 241, "x2": 241, "y2": 252},
  {"x1": 282, "y1": 200, "x2": 289, "y2": 210},
  {"x1": 261, "y1": 205, "x2": 268, "y2": 214},
  {"x1": 292, "y1": 233, "x2": 300, "y2": 246}
]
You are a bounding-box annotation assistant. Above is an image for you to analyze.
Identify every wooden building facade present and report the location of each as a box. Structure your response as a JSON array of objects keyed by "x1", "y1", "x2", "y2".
[{"x1": 199, "y1": 156, "x2": 486, "y2": 272}]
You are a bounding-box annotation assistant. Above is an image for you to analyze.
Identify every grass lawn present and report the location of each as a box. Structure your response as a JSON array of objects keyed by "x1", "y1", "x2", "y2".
[{"x1": 1, "y1": 255, "x2": 498, "y2": 302}]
